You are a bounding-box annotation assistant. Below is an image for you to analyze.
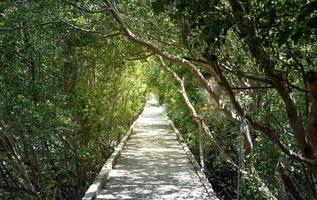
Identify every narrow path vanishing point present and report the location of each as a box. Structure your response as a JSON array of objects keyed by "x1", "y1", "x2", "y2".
[{"x1": 96, "y1": 98, "x2": 218, "y2": 200}]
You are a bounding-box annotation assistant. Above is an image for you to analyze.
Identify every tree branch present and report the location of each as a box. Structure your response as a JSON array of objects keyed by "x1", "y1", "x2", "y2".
[
  {"x1": 62, "y1": 21, "x2": 121, "y2": 37},
  {"x1": 158, "y1": 56, "x2": 277, "y2": 199},
  {"x1": 103, "y1": 0, "x2": 317, "y2": 167},
  {"x1": 232, "y1": 86, "x2": 274, "y2": 90},
  {"x1": 64, "y1": 0, "x2": 110, "y2": 13},
  {"x1": 0, "y1": 21, "x2": 121, "y2": 39},
  {"x1": 125, "y1": 53, "x2": 154, "y2": 61},
  {"x1": 150, "y1": 35, "x2": 187, "y2": 49},
  {"x1": 229, "y1": 0, "x2": 307, "y2": 154},
  {"x1": 278, "y1": 162, "x2": 305, "y2": 200}
]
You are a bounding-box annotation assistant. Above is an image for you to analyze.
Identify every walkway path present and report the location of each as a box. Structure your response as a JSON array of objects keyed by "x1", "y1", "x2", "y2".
[{"x1": 96, "y1": 98, "x2": 217, "y2": 199}]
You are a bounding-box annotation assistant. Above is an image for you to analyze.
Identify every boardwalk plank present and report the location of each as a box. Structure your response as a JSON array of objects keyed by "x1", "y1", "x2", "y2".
[{"x1": 96, "y1": 98, "x2": 218, "y2": 200}]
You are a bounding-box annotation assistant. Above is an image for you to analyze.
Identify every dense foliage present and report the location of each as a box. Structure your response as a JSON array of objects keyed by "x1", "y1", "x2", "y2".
[
  {"x1": 1, "y1": 0, "x2": 317, "y2": 199},
  {"x1": 0, "y1": 2, "x2": 147, "y2": 199}
]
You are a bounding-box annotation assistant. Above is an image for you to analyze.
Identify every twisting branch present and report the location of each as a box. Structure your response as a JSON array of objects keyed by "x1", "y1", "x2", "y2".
[
  {"x1": 232, "y1": 86, "x2": 273, "y2": 90},
  {"x1": 196, "y1": 55, "x2": 253, "y2": 152},
  {"x1": 185, "y1": 56, "x2": 272, "y2": 84},
  {"x1": 158, "y1": 55, "x2": 228, "y2": 148},
  {"x1": 126, "y1": 53, "x2": 154, "y2": 61},
  {"x1": 229, "y1": 0, "x2": 308, "y2": 155},
  {"x1": 0, "y1": 21, "x2": 121, "y2": 39},
  {"x1": 103, "y1": 0, "x2": 239, "y2": 121},
  {"x1": 62, "y1": 21, "x2": 121, "y2": 38},
  {"x1": 102, "y1": 0, "x2": 317, "y2": 167},
  {"x1": 218, "y1": 61, "x2": 308, "y2": 93},
  {"x1": 0, "y1": 184, "x2": 40, "y2": 199},
  {"x1": 278, "y1": 162, "x2": 305, "y2": 200},
  {"x1": 208, "y1": 56, "x2": 309, "y2": 157},
  {"x1": 218, "y1": 62, "x2": 272, "y2": 84},
  {"x1": 158, "y1": 56, "x2": 277, "y2": 199},
  {"x1": 64, "y1": 0, "x2": 110, "y2": 13},
  {"x1": 1, "y1": 135, "x2": 41, "y2": 199},
  {"x1": 150, "y1": 35, "x2": 187, "y2": 49}
]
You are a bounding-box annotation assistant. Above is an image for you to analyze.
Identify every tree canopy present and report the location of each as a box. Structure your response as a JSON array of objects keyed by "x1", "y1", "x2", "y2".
[{"x1": 0, "y1": 0, "x2": 317, "y2": 199}]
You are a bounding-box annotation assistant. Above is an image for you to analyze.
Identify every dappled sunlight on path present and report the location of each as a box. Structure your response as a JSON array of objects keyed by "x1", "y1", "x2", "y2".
[{"x1": 96, "y1": 97, "x2": 216, "y2": 199}]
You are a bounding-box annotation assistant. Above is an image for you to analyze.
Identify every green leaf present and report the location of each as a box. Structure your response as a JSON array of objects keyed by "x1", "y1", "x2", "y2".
[{"x1": 297, "y1": 0, "x2": 317, "y2": 20}]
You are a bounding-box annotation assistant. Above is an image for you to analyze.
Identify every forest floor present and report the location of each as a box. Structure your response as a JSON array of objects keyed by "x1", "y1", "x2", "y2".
[{"x1": 96, "y1": 98, "x2": 216, "y2": 199}]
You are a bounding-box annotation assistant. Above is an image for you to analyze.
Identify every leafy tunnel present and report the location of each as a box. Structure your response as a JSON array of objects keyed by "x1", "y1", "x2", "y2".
[{"x1": 0, "y1": 0, "x2": 317, "y2": 199}]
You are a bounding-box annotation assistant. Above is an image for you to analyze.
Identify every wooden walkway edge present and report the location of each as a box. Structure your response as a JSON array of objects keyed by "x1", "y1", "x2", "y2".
[
  {"x1": 82, "y1": 122, "x2": 137, "y2": 200},
  {"x1": 168, "y1": 120, "x2": 218, "y2": 199},
  {"x1": 82, "y1": 98, "x2": 219, "y2": 200}
]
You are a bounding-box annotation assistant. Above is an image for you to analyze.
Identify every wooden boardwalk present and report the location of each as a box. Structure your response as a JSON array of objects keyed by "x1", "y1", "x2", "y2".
[{"x1": 85, "y1": 98, "x2": 218, "y2": 200}]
